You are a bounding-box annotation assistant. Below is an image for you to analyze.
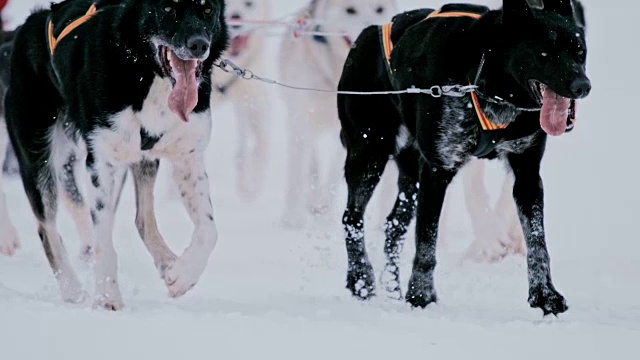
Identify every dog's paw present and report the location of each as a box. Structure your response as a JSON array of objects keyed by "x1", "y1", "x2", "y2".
[
  {"x1": 60, "y1": 286, "x2": 87, "y2": 305},
  {"x1": 505, "y1": 226, "x2": 526, "y2": 256},
  {"x1": 405, "y1": 273, "x2": 437, "y2": 309},
  {"x1": 93, "y1": 296, "x2": 124, "y2": 311},
  {"x1": 380, "y1": 263, "x2": 403, "y2": 300},
  {"x1": 463, "y1": 237, "x2": 508, "y2": 263},
  {"x1": 93, "y1": 278, "x2": 123, "y2": 310},
  {"x1": 57, "y1": 273, "x2": 87, "y2": 304},
  {"x1": 528, "y1": 285, "x2": 568, "y2": 316},
  {"x1": 346, "y1": 263, "x2": 376, "y2": 300},
  {"x1": 163, "y1": 251, "x2": 207, "y2": 298},
  {"x1": 0, "y1": 224, "x2": 20, "y2": 257}
]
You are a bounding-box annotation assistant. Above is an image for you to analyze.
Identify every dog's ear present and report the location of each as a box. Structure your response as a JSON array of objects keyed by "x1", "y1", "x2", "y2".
[
  {"x1": 503, "y1": 0, "x2": 533, "y2": 24},
  {"x1": 573, "y1": 0, "x2": 586, "y2": 29},
  {"x1": 544, "y1": 0, "x2": 574, "y2": 17}
]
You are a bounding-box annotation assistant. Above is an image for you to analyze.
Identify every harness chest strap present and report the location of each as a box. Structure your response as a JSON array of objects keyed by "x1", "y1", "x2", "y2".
[
  {"x1": 47, "y1": 3, "x2": 98, "y2": 55},
  {"x1": 380, "y1": 9, "x2": 507, "y2": 131}
]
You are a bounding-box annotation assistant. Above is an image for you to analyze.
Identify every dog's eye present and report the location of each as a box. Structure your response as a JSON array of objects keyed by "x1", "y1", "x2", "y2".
[
  {"x1": 164, "y1": 5, "x2": 174, "y2": 14},
  {"x1": 346, "y1": 7, "x2": 357, "y2": 15},
  {"x1": 245, "y1": 1, "x2": 254, "y2": 8},
  {"x1": 204, "y1": 7, "x2": 213, "y2": 16},
  {"x1": 376, "y1": 6, "x2": 385, "y2": 14}
]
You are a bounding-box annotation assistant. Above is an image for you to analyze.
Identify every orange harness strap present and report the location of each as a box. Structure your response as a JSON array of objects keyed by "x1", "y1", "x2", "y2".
[
  {"x1": 381, "y1": 9, "x2": 508, "y2": 131},
  {"x1": 381, "y1": 23, "x2": 394, "y2": 72},
  {"x1": 48, "y1": 3, "x2": 98, "y2": 55},
  {"x1": 425, "y1": 10, "x2": 482, "y2": 20}
]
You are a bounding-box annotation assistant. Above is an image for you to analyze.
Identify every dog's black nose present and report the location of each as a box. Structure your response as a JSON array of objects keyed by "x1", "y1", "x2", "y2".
[
  {"x1": 570, "y1": 78, "x2": 591, "y2": 99},
  {"x1": 187, "y1": 36, "x2": 210, "y2": 58}
]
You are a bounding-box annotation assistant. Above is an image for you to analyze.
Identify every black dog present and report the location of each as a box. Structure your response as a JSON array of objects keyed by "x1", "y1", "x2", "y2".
[
  {"x1": 5, "y1": 0, "x2": 228, "y2": 310},
  {"x1": 337, "y1": 0, "x2": 590, "y2": 315}
]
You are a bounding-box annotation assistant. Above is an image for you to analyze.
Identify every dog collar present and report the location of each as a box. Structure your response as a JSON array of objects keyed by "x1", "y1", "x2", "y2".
[{"x1": 47, "y1": 3, "x2": 98, "y2": 55}]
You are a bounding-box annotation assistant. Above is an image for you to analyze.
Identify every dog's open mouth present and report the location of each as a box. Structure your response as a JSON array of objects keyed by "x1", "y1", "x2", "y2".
[
  {"x1": 159, "y1": 45, "x2": 204, "y2": 122},
  {"x1": 529, "y1": 80, "x2": 576, "y2": 137}
]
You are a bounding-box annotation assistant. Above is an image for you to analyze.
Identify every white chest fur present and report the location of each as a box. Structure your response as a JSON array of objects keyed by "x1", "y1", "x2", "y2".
[{"x1": 90, "y1": 77, "x2": 212, "y2": 164}]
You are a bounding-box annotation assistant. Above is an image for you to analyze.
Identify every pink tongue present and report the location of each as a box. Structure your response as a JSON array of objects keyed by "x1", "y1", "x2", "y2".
[
  {"x1": 230, "y1": 36, "x2": 249, "y2": 57},
  {"x1": 168, "y1": 51, "x2": 198, "y2": 122},
  {"x1": 540, "y1": 88, "x2": 570, "y2": 136}
]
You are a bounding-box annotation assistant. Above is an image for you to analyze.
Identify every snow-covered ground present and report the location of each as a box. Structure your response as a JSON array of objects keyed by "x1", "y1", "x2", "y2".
[{"x1": 1, "y1": 0, "x2": 637, "y2": 359}]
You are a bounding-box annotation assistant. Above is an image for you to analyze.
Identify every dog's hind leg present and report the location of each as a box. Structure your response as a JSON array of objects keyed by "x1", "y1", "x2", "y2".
[
  {"x1": 5, "y1": 106, "x2": 85, "y2": 303},
  {"x1": 131, "y1": 159, "x2": 177, "y2": 280},
  {"x1": 506, "y1": 140, "x2": 568, "y2": 316},
  {"x1": 16, "y1": 153, "x2": 85, "y2": 302},
  {"x1": 380, "y1": 147, "x2": 419, "y2": 300},
  {"x1": 35, "y1": 182, "x2": 86, "y2": 303},
  {"x1": 406, "y1": 161, "x2": 457, "y2": 308},
  {"x1": 165, "y1": 153, "x2": 218, "y2": 298},
  {"x1": 0, "y1": 120, "x2": 20, "y2": 256},
  {"x1": 342, "y1": 146, "x2": 390, "y2": 300}
]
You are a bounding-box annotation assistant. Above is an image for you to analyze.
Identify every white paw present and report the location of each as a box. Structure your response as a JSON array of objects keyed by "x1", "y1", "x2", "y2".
[
  {"x1": 505, "y1": 226, "x2": 526, "y2": 256},
  {"x1": 0, "y1": 223, "x2": 20, "y2": 256},
  {"x1": 163, "y1": 250, "x2": 209, "y2": 298},
  {"x1": 58, "y1": 275, "x2": 87, "y2": 304},
  {"x1": 464, "y1": 236, "x2": 509, "y2": 263},
  {"x1": 93, "y1": 278, "x2": 123, "y2": 311}
]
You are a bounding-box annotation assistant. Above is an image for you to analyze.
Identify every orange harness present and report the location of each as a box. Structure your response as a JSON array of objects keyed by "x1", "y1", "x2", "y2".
[
  {"x1": 47, "y1": 3, "x2": 98, "y2": 55},
  {"x1": 380, "y1": 9, "x2": 508, "y2": 131}
]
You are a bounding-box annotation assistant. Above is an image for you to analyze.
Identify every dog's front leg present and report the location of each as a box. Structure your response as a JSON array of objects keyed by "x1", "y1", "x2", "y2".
[
  {"x1": 165, "y1": 153, "x2": 218, "y2": 298},
  {"x1": 87, "y1": 155, "x2": 124, "y2": 310},
  {"x1": 131, "y1": 159, "x2": 178, "y2": 279},
  {"x1": 507, "y1": 142, "x2": 568, "y2": 316},
  {"x1": 406, "y1": 161, "x2": 456, "y2": 308}
]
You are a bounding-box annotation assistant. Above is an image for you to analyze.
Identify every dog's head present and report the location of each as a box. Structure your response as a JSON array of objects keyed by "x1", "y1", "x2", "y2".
[
  {"x1": 225, "y1": 0, "x2": 270, "y2": 57},
  {"x1": 138, "y1": 0, "x2": 228, "y2": 122},
  {"x1": 503, "y1": 0, "x2": 590, "y2": 136},
  {"x1": 312, "y1": 0, "x2": 397, "y2": 41}
]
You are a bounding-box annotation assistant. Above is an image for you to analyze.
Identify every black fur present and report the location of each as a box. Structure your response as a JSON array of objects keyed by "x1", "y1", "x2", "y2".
[
  {"x1": 337, "y1": 0, "x2": 590, "y2": 315},
  {"x1": 4, "y1": 0, "x2": 228, "y2": 299}
]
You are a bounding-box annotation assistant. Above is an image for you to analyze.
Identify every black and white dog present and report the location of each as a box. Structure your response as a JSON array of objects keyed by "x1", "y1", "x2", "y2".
[
  {"x1": 338, "y1": 0, "x2": 590, "y2": 315},
  {"x1": 5, "y1": 0, "x2": 228, "y2": 310}
]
